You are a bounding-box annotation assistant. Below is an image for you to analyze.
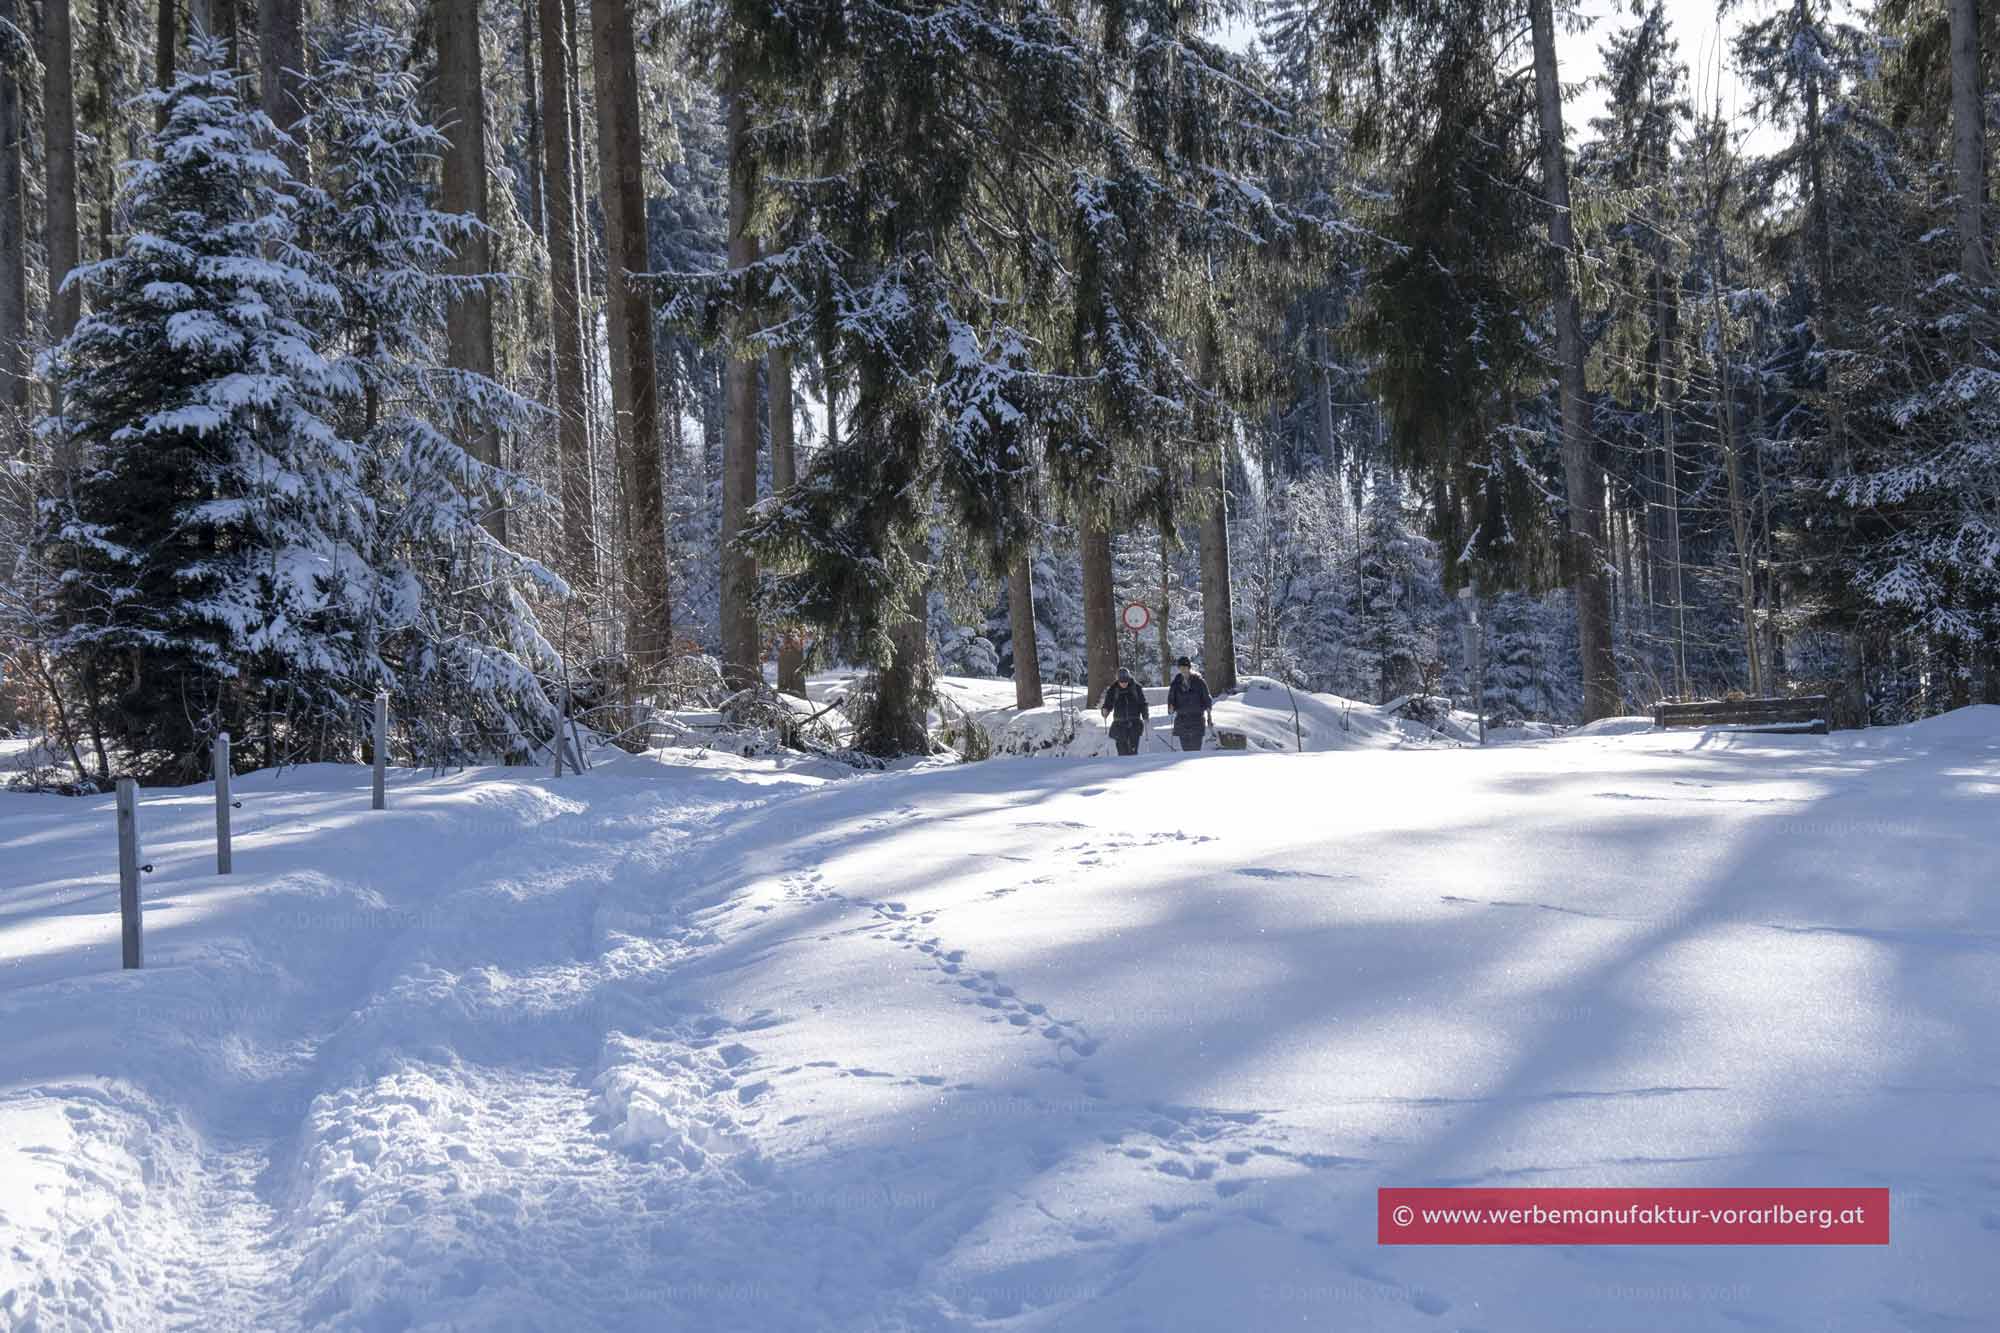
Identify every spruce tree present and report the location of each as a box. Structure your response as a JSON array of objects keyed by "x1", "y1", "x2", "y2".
[
  {"x1": 305, "y1": 23, "x2": 563, "y2": 764},
  {"x1": 40, "y1": 37, "x2": 367, "y2": 779}
]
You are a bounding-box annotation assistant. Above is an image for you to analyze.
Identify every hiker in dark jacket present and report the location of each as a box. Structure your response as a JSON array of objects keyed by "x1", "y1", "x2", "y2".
[
  {"x1": 1099, "y1": 667, "x2": 1150, "y2": 755},
  {"x1": 1166, "y1": 657, "x2": 1212, "y2": 751}
]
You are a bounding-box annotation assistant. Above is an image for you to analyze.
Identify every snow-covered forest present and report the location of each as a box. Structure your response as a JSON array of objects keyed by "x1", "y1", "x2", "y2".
[
  {"x1": 6, "y1": 3, "x2": 2000, "y2": 1326},
  {"x1": 2, "y1": 0, "x2": 1996, "y2": 777}
]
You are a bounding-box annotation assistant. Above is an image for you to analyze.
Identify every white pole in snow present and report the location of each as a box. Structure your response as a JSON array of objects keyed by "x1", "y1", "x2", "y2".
[
  {"x1": 214, "y1": 732, "x2": 232, "y2": 874},
  {"x1": 116, "y1": 778, "x2": 143, "y2": 968},
  {"x1": 372, "y1": 693, "x2": 388, "y2": 811}
]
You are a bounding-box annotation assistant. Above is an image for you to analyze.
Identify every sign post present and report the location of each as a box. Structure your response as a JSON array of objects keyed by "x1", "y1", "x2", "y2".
[{"x1": 1120, "y1": 603, "x2": 1152, "y2": 693}]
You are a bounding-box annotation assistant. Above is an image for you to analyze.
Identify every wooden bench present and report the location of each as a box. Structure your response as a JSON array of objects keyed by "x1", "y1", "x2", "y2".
[{"x1": 1651, "y1": 695, "x2": 1831, "y2": 735}]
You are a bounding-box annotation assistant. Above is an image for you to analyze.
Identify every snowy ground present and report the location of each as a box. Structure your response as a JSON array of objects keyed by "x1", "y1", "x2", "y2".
[{"x1": 3, "y1": 708, "x2": 1997, "y2": 1330}]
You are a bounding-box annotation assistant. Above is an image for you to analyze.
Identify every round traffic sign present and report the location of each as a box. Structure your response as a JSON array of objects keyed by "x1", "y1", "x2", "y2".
[{"x1": 1121, "y1": 602, "x2": 1151, "y2": 632}]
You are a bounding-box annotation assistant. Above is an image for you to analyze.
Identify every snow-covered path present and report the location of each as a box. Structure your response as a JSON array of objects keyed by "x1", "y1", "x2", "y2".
[{"x1": 3, "y1": 711, "x2": 1997, "y2": 1330}]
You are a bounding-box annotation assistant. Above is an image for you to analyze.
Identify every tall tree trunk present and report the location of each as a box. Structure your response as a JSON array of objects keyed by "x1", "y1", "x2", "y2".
[
  {"x1": 90, "y1": 0, "x2": 113, "y2": 262},
  {"x1": 437, "y1": 0, "x2": 504, "y2": 543},
  {"x1": 1611, "y1": 506, "x2": 1631, "y2": 632},
  {"x1": 592, "y1": 0, "x2": 671, "y2": 672},
  {"x1": 1802, "y1": 44, "x2": 1867, "y2": 723},
  {"x1": 1156, "y1": 514, "x2": 1172, "y2": 686},
  {"x1": 823, "y1": 337, "x2": 839, "y2": 452},
  {"x1": 1313, "y1": 325, "x2": 1336, "y2": 468},
  {"x1": 1530, "y1": 0, "x2": 1619, "y2": 720},
  {"x1": 1750, "y1": 322, "x2": 1783, "y2": 680},
  {"x1": 770, "y1": 342, "x2": 807, "y2": 697},
  {"x1": 563, "y1": 0, "x2": 605, "y2": 586},
  {"x1": 719, "y1": 87, "x2": 760, "y2": 690},
  {"x1": 1952, "y1": 0, "x2": 1990, "y2": 285},
  {"x1": 1840, "y1": 630, "x2": 1867, "y2": 729},
  {"x1": 153, "y1": 0, "x2": 174, "y2": 128},
  {"x1": 868, "y1": 588, "x2": 934, "y2": 756},
  {"x1": 0, "y1": 0, "x2": 27, "y2": 409},
  {"x1": 257, "y1": 0, "x2": 303, "y2": 178},
  {"x1": 537, "y1": 0, "x2": 593, "y2": 580},
  {"x1": 520, "y1": 0, "x2": 543, "y2": 239},
  {"x1": 1712, "y1": 231, "x2": 1763, "y2": 695},
  {"x1": 1655, "y1": 260, "x2": 1686, "y2": 697},
  {"x1": 44, "y1": 0, "x2": 80, "y2": 479},
  {"x1": 1081, "y1": 519, "x2": 1117, "y2": 700},
  {"x1": 46, "y1": 0, "x2": 81, "y2": 345},
  {"x1": 1193, "y1": 328, "x2": 1237, "y2": 694},
  {"x1": 1007, "y1": 552, "x2": 1043, "y2": 709}
]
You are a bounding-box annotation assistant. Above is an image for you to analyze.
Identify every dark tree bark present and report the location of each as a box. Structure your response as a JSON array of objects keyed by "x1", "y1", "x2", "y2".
[
  {"x1": 1952, "y1": 0, "x2": 1989, "y2": 285},
  {"x1": 0, "y1": 0, "x2": 28, "y2": 408},
  {"x1": 1530, "y1": 0, "x2": 1619, "y2": 720},
  {"x1": 1193, "y1": 328, "x2": 1237, "y2": 694},
  {"x1": 520, "y1": 0, "x2": 542, "y2": 237},
  {"x1": 153, "y1": 0, "x2": 174, "y2": 128},
  {"x1": 45, "y1": 0, "x2": 81, "y2": 347},
  {"x1": 436, "y1": 0, "x2": 503, "y2": 543},
  {"x1": 719, "y1": 88, "x2": 760, "y2": 689},
  {"x1": 257, "y1": 0, "x2": 304, "y2": 178},
  {"x1": 1081, "y1": 519, "x2": 1117, "y2": 700},
  {"x1": 1156, "y1": 515, "x2": 1172, "y2": 687},
  {"x1": 770, "y1": 343, "x2": 807, "y2": 697},
  {"x1": 1007, "y1": 552, "x2": 1043, "y2": 709},
  {"x1": 536, "y1": 0, "x2": 593, "y2": 580},
  {"x1": 90, "y1": 0, "x2": 113, "y2": 263},
  {"x1": 591, "y1": 0, "x2": 671, "y2": 671},
  {"x1": 868, "y1": 590, "x2": 934, "y2": 756}
]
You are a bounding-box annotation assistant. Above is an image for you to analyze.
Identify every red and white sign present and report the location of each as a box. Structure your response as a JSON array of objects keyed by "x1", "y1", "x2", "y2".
[{"x1": 1121, "y1": 602, "x2": 1151, "y2": 632}]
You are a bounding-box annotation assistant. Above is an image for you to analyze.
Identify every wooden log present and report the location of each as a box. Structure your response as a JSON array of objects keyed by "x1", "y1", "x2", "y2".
[
  {"x1": 1652, "y1": 695, "x2": 1829, "y2": 731},
  {"x1": 116, "y1": 778, "x2": 142, "y2": 969},
  {"x1": 214, "y1": 731, "x2": 231, "y2": 874}
]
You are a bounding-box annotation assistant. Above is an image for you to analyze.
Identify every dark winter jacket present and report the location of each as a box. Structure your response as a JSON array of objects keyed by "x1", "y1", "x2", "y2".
[
  {"x1": 1099, "y1": 681, "x2": 1150, "y2": 727},
  {"x1": 1167, "y1": 673, "x2": 1213, "y2": 728}
]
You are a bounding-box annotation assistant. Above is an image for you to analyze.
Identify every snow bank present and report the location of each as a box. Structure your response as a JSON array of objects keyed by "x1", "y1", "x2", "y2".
[
  {"x1": 929, "y1": 672, "x2": 1472, "y2": 759},
  {"x1": 1569, "y1": 714, "x2": 1659, "y2": 737}
]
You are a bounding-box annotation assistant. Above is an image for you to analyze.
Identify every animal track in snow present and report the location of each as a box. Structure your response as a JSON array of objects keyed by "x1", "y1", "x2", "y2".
[{"x1": 1059, "y1": 830, "x2": 1217, "y2": 867}]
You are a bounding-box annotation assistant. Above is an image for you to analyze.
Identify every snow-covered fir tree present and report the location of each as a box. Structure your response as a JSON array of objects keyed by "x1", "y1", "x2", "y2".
[
  {"x1": 304, "y1": 23, "x2": 562, "y2": 764},
  {"x1": 38, "y1": 39, "x2": 369, "y2": 781}
]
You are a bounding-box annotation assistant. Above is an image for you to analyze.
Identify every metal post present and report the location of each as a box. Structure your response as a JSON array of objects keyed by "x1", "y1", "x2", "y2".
[
  {"x1": 1460, "y1": 585, "x2": 1486, "y2": 746},
  {"x1": 372, "y1": 692, "x2": 388, "y2": 810},
  {"x1": 214, "y1": 732, "x2": 231, "y2": 874},
  {"x1": 116, "y1": 778, "x2": 142, "y2": 968}
]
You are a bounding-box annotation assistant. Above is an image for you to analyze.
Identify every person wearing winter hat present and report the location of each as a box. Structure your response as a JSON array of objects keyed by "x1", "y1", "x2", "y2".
[
  {"x1": 1098, "y1": 666, "x2": 1150, "y2": 756},
  {"x1": 1166, "y1": 657, "x2": 1212, "y2": 751}
]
